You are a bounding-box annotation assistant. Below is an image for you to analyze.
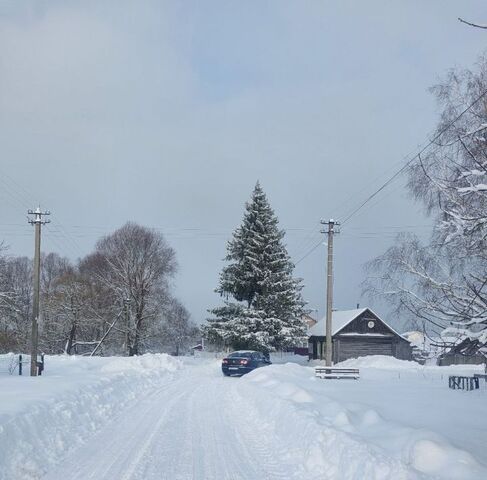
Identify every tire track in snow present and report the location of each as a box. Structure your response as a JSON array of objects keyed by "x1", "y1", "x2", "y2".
[
  {"x1": 188, "y1": 378, "x2": 262, "y2": 480},
  {"x1": 224, "y1": 382, "x2": 303, "y2": 479},
  {"x1": 42, "y1": 375, "x2": 187, "y2": 480},
  {"x1": 42, "y1": 363, "x2": 301, "y2": 480}
]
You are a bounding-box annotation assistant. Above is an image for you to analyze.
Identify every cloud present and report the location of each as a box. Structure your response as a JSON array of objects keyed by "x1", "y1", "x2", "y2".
[{"x1": 0, "y1": 0, "x2": 484, "y2": 323}]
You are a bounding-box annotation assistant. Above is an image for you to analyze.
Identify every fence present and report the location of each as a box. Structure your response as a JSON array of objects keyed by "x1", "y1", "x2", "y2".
[
  {"x1": 449, "y1": 375, "x2": 480, "y2": 391},
  {"x1": 0, "y1": 353, "x2": 45, "y2": 376},
  {"x1": 439, "y1": 354, "x2": 487, "y2": 366}
]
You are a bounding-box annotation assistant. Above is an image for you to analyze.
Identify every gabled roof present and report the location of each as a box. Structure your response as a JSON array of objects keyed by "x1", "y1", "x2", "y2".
[
  {"x1": 308, "y1": 308, "x2": 367, "y2": 336},
  {"x1": 308, "y1": 307, "x2": 409, "y2": 341}
]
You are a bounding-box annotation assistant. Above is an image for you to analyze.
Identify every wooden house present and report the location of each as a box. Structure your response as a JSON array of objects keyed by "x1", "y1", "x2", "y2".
[{"x1": 308, "y1": 308, "x2": 412, "y2": 362}]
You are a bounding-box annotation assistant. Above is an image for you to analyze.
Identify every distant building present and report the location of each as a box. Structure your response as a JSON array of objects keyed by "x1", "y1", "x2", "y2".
[
  {"x1": 308, "y1": 308, "x2": 412, "y2": 362},
  {"x1": 301, "y1": 313, "x2": 318, "y2": 329},
  {"x1": 291, "y1": 313, "x2": 319, "y2": 352},
  {"x1": 437, "y1": 338, "x2": 487, "y2": 366},
  {"x1": 402, "y1": 330, "x2": 436, "y2": 364}
]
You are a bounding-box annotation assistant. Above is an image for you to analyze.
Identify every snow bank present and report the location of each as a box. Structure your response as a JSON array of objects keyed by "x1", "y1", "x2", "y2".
[
  {"x1": 99, "y1": 353, "x2": 181, "y2": 373},
  {"x1": 270, "y1": 352, "x2": 309, "y2": 365},
  {"x1": 238, "y1": 362, "x2": 487, "y2": 479},
  {"x1": 0, "y1": 354, "x2": 182, "y2": 480},
  {"x1": 335, "y1": 354, "x2": 485, "y2": 372},
  {"x1": 335, "y1": 354, "x2": 422, "y2": 369}
]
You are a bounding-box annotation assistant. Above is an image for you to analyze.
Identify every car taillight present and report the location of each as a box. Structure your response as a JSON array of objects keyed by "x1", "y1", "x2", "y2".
[
  {"x1": 240, "y1": 359, "x2": 249, "y2": 365},
  {"x1": 222, "y1": 359, "x2": 228, "y2": 364}
]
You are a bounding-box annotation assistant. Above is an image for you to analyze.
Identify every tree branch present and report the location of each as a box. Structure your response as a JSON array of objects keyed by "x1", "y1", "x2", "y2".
[{"x1": 458, "y1": 17, "x2": 487, "y2": 29}]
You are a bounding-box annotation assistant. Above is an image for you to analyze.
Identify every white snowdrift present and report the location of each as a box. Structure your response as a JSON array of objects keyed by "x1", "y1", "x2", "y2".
[
  {"x1": 239, "y1": 359, "x2": 487, "y2": 479},
  {"x1": 335, "y1": 354, "x2": 485, "y2": 371},
  {"x1": 336, "y1": 354, "x2": 423, "y2": 369},
  {"x1": 0, "y1": 354, "x2": 182, "y2": 480},
  {"x1": 2, "y1": 354, "x2": 486, "y2": 480}
]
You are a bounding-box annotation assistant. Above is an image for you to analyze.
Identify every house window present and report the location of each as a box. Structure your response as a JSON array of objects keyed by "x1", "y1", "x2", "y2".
[{"x1": 363, "y1": 317, "x2": 376, "y2": 330}]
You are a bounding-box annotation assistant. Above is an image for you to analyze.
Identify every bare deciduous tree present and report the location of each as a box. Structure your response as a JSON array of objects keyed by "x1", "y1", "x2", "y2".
[
  {"x1": 88, "y1": 222, "x2": 177, "y2": 355},
  {"x1": 365, "y1": 53, "x2": 487, "y2": 347},
  {"x1": 162, "y1": 299, "x2": 199, "y2": 356}
]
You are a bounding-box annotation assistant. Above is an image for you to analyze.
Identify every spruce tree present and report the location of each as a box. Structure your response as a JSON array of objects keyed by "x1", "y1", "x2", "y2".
[{"x1": 205, "y1": 182, "x2": 306, "y2": 352}]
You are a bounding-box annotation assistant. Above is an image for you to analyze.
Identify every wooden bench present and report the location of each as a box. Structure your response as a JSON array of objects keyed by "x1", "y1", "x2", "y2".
[{"x1": 315, "y1": 367, "x2": 360, "y2": 380}]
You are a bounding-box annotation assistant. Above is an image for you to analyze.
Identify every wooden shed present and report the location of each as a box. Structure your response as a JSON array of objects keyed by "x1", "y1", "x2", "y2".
[
  {"x1": 437, "y1": 338, "x2": 487, "y2": 366},
  {"x1": 308, "y1": 308, "x2": 412, "y2": 362}
]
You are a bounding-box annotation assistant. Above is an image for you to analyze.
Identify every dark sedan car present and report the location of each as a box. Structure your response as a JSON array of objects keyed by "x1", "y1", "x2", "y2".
[{"x1": 221, "y1": 350, "x2": 271, "y2": 376}]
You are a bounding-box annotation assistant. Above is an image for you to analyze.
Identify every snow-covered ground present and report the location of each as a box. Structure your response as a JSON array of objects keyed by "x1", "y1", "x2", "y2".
[
  {"x1": 1, "y1": 354, "x2": 486, "y2": 479},
  {"x1": 0, "y1": 354, "x2": 183, "y2": 480}
]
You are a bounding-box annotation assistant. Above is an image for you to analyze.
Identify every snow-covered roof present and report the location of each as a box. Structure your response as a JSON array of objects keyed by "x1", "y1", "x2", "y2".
[
  {"x1": 402, "y1": 331, "x2": 424, "y2": 346},
  {"x1": 308, "y1": 308, "x2": 367, "y2": 337},
  {"x1": 308, "y1": 308, "x2": 409, "y2": 341}
]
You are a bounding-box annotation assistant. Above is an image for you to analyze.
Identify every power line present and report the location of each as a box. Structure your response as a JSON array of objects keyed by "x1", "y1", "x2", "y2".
[
  {"x1": 292, "y1": 87, "x2": 487, "y2": 266},
  {"x1": 332, "y1": 137, "x2": 434, "y2": 222},
  {"x1": 291, "y1": 228, "x2": 323, "y2": 261},
  {"x1": 340, "y1": 86, "x2": 487, "y2": 226},
  {"x1": 295, "y1": 239, "x2": 324, "y2": 265},
  {"x1": 0, "y1": 168, "x2": 84, "y2": 258}
]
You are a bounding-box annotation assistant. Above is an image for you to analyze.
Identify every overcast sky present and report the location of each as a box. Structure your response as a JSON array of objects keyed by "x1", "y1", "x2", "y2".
[{"x1": 1, "y1": 1, "x2": 486, "y2": 329}]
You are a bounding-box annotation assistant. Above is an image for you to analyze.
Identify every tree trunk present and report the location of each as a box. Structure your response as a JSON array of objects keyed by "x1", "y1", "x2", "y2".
[
  {"x1": 131, "y1": 294, "x2": 145, "y2": 356},
  {"x1": 65, "y1": 321, "x2": 77, "y2": 355}
]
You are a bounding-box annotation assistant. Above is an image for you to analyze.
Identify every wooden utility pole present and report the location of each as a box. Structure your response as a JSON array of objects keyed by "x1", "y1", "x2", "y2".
[
  {"x1": 321, "y1": 219, "x2": 339, "y2": 366},
  {"x1": 28, "y1": 207, "x2": 50, "y2": 376}
]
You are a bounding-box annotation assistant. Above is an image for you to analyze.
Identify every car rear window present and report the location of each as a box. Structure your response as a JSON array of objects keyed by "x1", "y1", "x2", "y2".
[{"x1": 228, "y1": 352, "x2": 252, "y2": 358}]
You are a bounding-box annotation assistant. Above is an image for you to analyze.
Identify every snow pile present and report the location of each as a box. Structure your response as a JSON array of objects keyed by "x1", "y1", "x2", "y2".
[
  {"x1": 334, "y1": 355, "x2": 485, "y2": 380},
  {"x1": 238, "y1": 362, "x2": 487, "y2": 479},
  {"x1": 336, "y1": 354, "x2": 423, "y2": 370},
  {"x1": 99, "y1": 353, "x2": 181, "y2": 373},
  {"x1": 0, "y1": 354, "x2": 182, "y2": 480},
  {"x1": 2, "y1": 354, "x2": 486, "y2": 479},
  {"x1": 270, "y1": 351, "x2": 309, "y2": 365}
]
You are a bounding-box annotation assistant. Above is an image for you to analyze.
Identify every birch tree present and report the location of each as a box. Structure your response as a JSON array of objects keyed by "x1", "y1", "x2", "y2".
[{"x1": 365, "y1": 53, "x2": 487, "y2": 347}]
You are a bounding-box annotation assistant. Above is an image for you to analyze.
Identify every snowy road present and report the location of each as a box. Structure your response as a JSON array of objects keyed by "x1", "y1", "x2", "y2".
[
  {"x1": 35, "y1": 357, "x2": 487, "y2": 480},
  {"x1": 42, "y1": 362, "x2": 294, "y2": 480}
]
